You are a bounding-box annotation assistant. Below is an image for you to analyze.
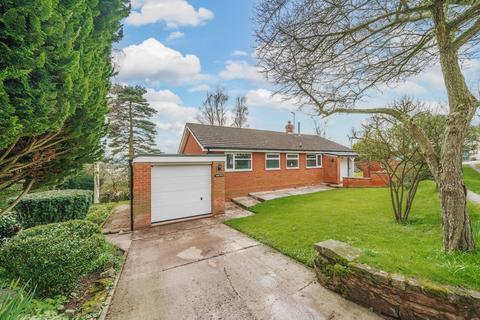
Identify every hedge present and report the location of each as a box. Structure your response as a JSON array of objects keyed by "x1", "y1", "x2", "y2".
[
  {"x1": 11, "y1": 190, "x2": 93, "y2": 228},
  {"x1": 0, "y1": 220, "x2": 110, "y2": 297},
  {"x1": 0, "y1": 214, "x2": 21, "y2": 243}
]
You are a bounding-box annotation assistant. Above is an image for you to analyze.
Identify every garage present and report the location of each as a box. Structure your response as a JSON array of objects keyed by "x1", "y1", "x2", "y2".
[
  {"x1": 151, "y1": 164, "x2": 211, "y2": 223},
  {"x1": 132, "y1": 155, "x2": 226, "y2": 229}
]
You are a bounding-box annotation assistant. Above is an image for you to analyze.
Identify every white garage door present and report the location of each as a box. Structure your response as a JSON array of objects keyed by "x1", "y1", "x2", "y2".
[{"x1": 151, "y1": 165, "x2": 212, "y2": 223}]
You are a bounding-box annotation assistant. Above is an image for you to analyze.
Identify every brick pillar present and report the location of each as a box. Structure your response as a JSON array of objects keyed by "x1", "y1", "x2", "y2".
[
  {"x1": 133, "y1": 163, "x2": 151, "y2": 229},
  {"x1": 211, "y1": 161, "x2": 225, "y2": 215}
]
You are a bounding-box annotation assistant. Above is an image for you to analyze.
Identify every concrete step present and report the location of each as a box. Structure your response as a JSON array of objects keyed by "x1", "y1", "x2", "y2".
[{"x1": 231, "y1": 196, "x2": 261, "y2": 209}]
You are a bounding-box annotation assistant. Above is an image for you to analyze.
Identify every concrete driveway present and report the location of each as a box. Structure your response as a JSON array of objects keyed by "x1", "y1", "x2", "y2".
[{"x1": 105, "y1": 217, "x2": 380, "y2": 320}]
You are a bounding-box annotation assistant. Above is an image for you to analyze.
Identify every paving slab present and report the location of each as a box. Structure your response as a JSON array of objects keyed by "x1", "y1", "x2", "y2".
[
  {"x1": 250, "y1": 184, "x2": 333, "y2": 202},
  {"x1": 106, "y1": 218, "x2": 380, "y2": 320},
  {"x1": 103, "y1": 204, "x2": 130, "y2": 234},
  {"x1": 231, "y1": 196, "x2": 261, "y2": 208}
]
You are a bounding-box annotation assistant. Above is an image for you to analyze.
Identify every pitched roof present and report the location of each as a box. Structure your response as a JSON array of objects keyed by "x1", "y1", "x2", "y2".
[{"x1": 184, "y1": 123, "x2": 355, "y2": 154}]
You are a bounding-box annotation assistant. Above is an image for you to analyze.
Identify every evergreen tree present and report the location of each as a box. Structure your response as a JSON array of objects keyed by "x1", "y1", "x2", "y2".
[
  {"x1": 0, "y1": 0, "x2": 129, "y2": 213},
  {"x1": 108, "y1": 85, "x2": 160, "y2": 161}
]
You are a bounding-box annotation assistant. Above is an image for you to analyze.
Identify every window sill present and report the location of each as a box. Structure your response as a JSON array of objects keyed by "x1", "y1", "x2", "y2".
[
  {"x1": 225, "y1": 169, "x2": 253, "y2": 172},
  {"x1": 306, "y1": 166, "x2": 323, "y2": 169},
  {"x1": 265, "y1": 168, "x2": 281, "y2": 171},
  {"x1": 286, "y1": 167, "x2": 299, "y2": 170}
]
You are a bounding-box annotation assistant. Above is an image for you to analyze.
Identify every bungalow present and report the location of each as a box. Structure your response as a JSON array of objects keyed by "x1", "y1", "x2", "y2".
[{"x1": 132, "y1": 122, "x2": 357, "y2": 229}]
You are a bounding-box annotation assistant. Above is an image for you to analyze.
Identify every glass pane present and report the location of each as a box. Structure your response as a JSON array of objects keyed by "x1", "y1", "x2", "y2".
[
  {"x1": 317, "y1": 154, "x2": 323, "y2": 166},
  {"x1": 235, "y1": 159, "x2": 251, "y2": 169},
  {"x1": 266, "y1": 154, "x2": 279, "y2": 159},
  {"x1": 266, "y1": 159, "x2": 279, "y2": 169},
  {"x1": 226, "y1": 154, "x2": 234, "y2": 169},
  {"x1": 287, "y1": 159, "x2": 298, "y2": 168},
  {"x1": 306, "y1": 154, "x2": 316, "y2": 160},
  {"x1": 287, "y1": 154, "x2": 298, "y2": 159},
  {"x1": 307, "y1": 159, "x2": 317, "y2": 167},
  {"x1": 236, "y1": 153, "x2": 251, "y2": 159}
]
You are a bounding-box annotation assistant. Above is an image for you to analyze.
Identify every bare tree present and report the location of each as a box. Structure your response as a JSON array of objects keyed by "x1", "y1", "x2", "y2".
[
  {"x1": 197, "y1": 87, "x2": 229, "y2": 126},
  {"x1": 311, "y1": 116, "x2": 329, "y2": 138},
  {"x1": 352, "y1": 112, "x2": 427, "y2": 223},
  {"x1": 255, "y1": 0, "x2": 480, "y2": 252},
  {"x1": 232, "y1": 96, "x2": 249, "y2": 128}
]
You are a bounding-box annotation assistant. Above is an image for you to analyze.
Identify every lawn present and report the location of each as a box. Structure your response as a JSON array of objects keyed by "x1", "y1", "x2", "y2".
[
  {"x1": 463, "y1": 165, "x2": 480, "y2": 194},
  {"x1": 225, "y1": 181, "x2": 480, "y2": 290}
]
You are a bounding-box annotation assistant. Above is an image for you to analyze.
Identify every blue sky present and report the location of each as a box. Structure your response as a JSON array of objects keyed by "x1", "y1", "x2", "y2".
[{"x1": 114, "y1": 0, "x2": 480, "y2": 153}]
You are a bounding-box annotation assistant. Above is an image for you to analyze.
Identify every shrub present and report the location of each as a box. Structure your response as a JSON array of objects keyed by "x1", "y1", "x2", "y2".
[
  {"x1": 11, "y1": 190, "x2": 93, "y2": 228},
  {"x1": 0, "y1": 220, "x2": 109, "y2": 297},
  {"x1": 86, "y1": 202, "x2": 116, "y2": 226},
  {"x1": 0, "y1": 214, "x2": 21, "y2": 243},
  {"x1": 57, "y1": 171, "x2": 94, "y2": 191}
]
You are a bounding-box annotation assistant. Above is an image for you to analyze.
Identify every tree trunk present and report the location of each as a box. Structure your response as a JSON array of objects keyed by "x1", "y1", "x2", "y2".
[
  {"x1": 432, "y1": 2, "x2": 477, "y2": 252},
  {"x1": 93, "y1": 162, "x2": 100, "y2": 204}
]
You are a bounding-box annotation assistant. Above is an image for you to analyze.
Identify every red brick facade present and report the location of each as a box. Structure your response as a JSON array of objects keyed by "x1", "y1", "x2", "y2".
[
  {"x1": 179, "y1": 131, "x2": 346, "y2": 199},
  {"x1": 133, "y1": 160, "x2": 225, "y2": 229},
  {"x1": 343, "y1": 172, "x2": 389, "y2": 188},
  {"x1": 223, "y1": 152, "x2": 325, "y2": 199}
]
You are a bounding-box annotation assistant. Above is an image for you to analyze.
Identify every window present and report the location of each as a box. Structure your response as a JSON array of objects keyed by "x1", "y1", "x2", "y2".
[
  {"x1": 286, "y1": 154, "x2": 299, "y2": 169},
  {"x1": 306, "y1": 153, "x2": 323, "y2": 168},
  {"x1": 265, "y1": 153, "x2": 280, "y2": 170},
  {"x1": 225, "y1": 153, "x2": 252, "y2": 171}
]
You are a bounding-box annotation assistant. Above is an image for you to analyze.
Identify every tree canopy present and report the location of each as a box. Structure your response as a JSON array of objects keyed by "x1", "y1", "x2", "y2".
[
  {"x1": 107, "y1": 85, "x2": 160, "y2": 161},
  {"x1": 0, "y1": 0, "x2": 129, "y2": 196}
]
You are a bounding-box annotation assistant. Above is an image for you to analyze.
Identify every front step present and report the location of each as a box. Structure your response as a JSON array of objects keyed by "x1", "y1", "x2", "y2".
[{"x1": 231, "y1": 196, "x2": 261, "y2": 209}]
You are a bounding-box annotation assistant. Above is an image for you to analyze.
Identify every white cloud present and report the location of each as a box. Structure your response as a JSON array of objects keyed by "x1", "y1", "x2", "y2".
[
  {"x1": 144, "y1": 88, "x2": 199, "y2": 152},
  {"x1": 245, "y1": 89, "x2": 298, "y2": 111},
  {"x1": 219, "y1": 60, "x2": 266, "y2": 84},
  {"x1": 188, "y1": 84, "x2": 210, "y2": 92},
  {"x1": 114, "y1": 38, "x2": 202, "y2": 84},
  {"x1": 127, "y1": 0, "x2": 214, "y2": 27},
  {"x1": 167, "y1": 31, "x2": 184, "y2": 41},
  {"x1": 232, "y1": 50, "x2": 248, "y2": 56}
]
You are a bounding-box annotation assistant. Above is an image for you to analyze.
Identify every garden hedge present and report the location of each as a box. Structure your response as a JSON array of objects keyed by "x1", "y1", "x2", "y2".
[
  {"x1": 0, "y1": 214, "x2": 21, "y2": 243},
  {"x1": 0, "y1": 220, "x2": 110, "y2": 297},
  {"x1": 11, "y1": 190, "x2": 93, "y2": 228}
]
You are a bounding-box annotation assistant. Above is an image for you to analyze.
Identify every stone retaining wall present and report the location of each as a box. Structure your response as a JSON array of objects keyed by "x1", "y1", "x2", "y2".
[{"x1": 314, "y1": 240, "x2": 480, "y2": 320}]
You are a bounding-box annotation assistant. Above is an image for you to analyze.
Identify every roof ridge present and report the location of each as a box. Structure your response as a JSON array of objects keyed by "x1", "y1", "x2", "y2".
[{"x1": 186, "y1": 122, "x2": 325, "y2": 139}]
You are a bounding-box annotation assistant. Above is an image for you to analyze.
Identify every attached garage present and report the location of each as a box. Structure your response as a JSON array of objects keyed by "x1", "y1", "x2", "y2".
[
  {"x1": 151, "y1": 164, "x2": 212, "y2": 223},
  {"x1": 132, "y1": 155, "x2": 226, "y2": 229}
]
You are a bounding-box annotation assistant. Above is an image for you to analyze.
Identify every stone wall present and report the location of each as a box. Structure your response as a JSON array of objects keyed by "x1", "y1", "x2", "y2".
[{"x1": 314, "y1": 240, "x2": 480, "y2": 320}]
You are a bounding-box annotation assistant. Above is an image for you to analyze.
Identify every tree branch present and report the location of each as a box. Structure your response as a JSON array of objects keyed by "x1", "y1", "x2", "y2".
[{"x1": 451, "y1": 17, "x2": 480, "y2": 49}]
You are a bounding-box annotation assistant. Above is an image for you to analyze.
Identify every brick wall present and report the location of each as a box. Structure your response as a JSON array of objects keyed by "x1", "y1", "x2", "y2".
[
  {"x1": 224, "y1": 152, "x2": 326, "y2": 199},
  {"x1": 343, "y1": 172, "x2": 389, "y2": 188},
  {"x1": 211, "y1": 161, "x2": 225, "y2": 215},
  {"x1": 133, "y1": 163, "x2": 151, "y2": 229},
  {"x1": 181, "y1": 131, "x2": 206, "y2": 154}
]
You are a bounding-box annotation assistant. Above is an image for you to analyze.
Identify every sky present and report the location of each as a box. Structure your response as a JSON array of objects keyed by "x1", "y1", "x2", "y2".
[{"x1": 114, "y1": 0, "x2": 480, "y2": 153}]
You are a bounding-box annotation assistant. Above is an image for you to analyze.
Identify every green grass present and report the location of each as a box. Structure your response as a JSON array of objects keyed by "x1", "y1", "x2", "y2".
[
  {"x1": 463, "y1": 165, "x2": 480, "y2": 194},
  {"x1": 225, "y1": 181, "x2": 480, "y2": 290}
]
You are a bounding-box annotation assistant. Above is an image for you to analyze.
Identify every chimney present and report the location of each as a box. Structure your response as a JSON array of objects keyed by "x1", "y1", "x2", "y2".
[{"x1": 285, "y1": 121, "x2": 294, "y2": 134}]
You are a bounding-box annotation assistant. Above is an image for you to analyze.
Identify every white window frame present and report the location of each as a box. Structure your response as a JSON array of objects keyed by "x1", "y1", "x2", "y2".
[
  {"x1": 306, "y1": 153, "x2": 323, "y2": 168},
  {"x1": 286, "y1": 153, "x2": 299, "y2": 169},
  {"x1": 265, "y1": 153, "x2": 280, "y2": 170},
  {"x1": 225, "y1": 152, "x2": 253, "y2": 172}
]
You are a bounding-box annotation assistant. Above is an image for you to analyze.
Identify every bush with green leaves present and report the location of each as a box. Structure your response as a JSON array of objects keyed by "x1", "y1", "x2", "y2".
[
  {"x1": 57, "y1": 171, "x2": 94, "y2": 191},
  {"x1": 0, "y1": 220, "x2": 110, "y2": 297},
  {"x1": 0, "y1": 214, "x2": 21, "y2": 243},
  {"x1": 11, "y1": 190, "x2": 93, "y2": 228}
]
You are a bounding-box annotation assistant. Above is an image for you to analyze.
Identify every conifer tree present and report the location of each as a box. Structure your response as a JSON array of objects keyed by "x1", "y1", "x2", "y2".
[{"x1": 108, "y1": 85, "x2": 160, "y2": 161}]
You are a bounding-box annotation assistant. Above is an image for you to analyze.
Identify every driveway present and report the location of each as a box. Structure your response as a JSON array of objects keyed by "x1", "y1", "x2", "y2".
[{"x1": 105, "y1": 216, "x2": 380, "y2": 320}]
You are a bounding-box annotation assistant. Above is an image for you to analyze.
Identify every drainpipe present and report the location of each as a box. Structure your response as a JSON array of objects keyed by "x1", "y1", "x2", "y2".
[{"x1": 129, "y1": 159, "x2": 134, "y2": 232}]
